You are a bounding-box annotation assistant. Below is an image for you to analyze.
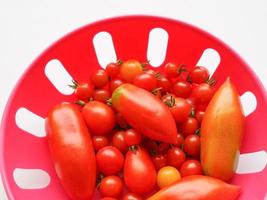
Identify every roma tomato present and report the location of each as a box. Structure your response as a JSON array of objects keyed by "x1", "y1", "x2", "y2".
[
  {"x1": 167, "y1": 97, "x2": 192, "y2": 123},
  {"x1": 157, "y1": 76, "x2": 172, "y2": 92},
  {"x1": 180, "y1": 160, "x2": 202, "y2": 177},
  {"x1": 81, "y1": 101, "x2": 115, "y2": 135},
  {"x1": 124, "y1": 146, "x2": 156, "y2": 194},
  {"x1": 93, "y1": 136, "x2": 109, "y2": 151},
  {"x1": 164, "y1": 62, "x2": 178, "y2": 78},
  {"x1": 124, "y1": 129, "x2": 142, "y2": 146},
  {"x1": 110, "y1": 79, "x2": 124, "y2": 93},
  {"x1": 133, "y1": 73, "x2": 157, "y2": 91},
  {"x1": 157, "y1": 166, "x2": 181, "y2": 189},
  {"x1": 152, "y1": 154, "x2": 167, "y2": 170},
  {"x1": 189, "y1": 66, "x2": 210, "y2": 84},
  {"x1": 183, "y1": 135, "x2": 200, "y2": 157},
  {"x1": 106, "y1": 62, "x2": 120, "y2": 79},
  {"x1": 172, "y1": 81, "x2": 191, "y2": 98},
  {"x1": 46, "y1": 103, "x2": 96, "y2": 200},
  {"x1": 99, "y1": 176, "x2": 123, "y2": 198},
  {"x1": 112, "y1": 84, "x2": 177, "y2": 143},
  {"x1": 191, "y1": 83, "x2": 214, "y2": 104},
  {"x1": 179, "y1": 117, "x2": 199, "y2": 136},
  {"x1": 91, "y1": 69, "x2": 109, "y2": 88},
  {"x1": 112, "y1": 130, "x2": 128, "y2": 153},
  {"x1": 123, "y1": 193, "x2": 143, "y2": 200},
  {"x1": 120, "y1": 59, "x2": 143, "y2": 83},
  {"x1": 93, "y1": 89, "x2": 110, "y2": 103},
  {"x1": 166, "y1": 147, "x2": 186, "y2": 168},
  {"x1": 70, "y1": 80, "x2": 94, "y2": 100}
]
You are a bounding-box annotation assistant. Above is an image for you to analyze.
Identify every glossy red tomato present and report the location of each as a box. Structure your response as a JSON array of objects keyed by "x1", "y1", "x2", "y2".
[
  {"x1": 120, "y1": 59, "x2": 143, "y2": 83},
  {"x1": 152, "y1": 154, "x2": 167, "y2": 170},
  {"x1": 124, "y1": 129, "x2": 142, "y2": 146},
  {"x1": 196, "y1": 110, "x2": 205, "y2": 123},
  {"x1": 183, "y1": 135, "x2": 200, "y2": 157},
  {"x1": 82, "y1": 101, "x2": 115, "y2": 135},
  {"x1": 93, "y1": 136, "x2": 109, "y2": 151},
  {"x1": 96, "y1": 146, "x2": 124, "y2": 175},
  {"x1": 106, "y1": 62, "x2": 120, "y2": 79},
  {"x1": 174, "y1": 133, "x2": 184, "y2": 148},
  {"x1": 99, "y1": 176, "x2": 123, "y2": 197},
  {"x1": 70, "y1": 80, "x2": 94, "y2": 100},
  {"x1": 179, "y1": 117, "x2": 199, "y2": 136},
  {"x1": 191, "y1": 83, "x2": 214, "y2": 104},
  {"x1": 110, "y1": 79, "x2": 124, "y2": 93},
  {"x1": 123, "y1": 193, "x2": 143, "y2": 200},
  {"x1": 169, "y1": 97, "x2": 192, "y2": 123},
  {"x1": 124, "y1": 146, "x2": 156, "y2": 194},
  {"x1": 172, "y1": 81, "x2": 192, "y2": 98},
  {"x1": 93, "y1": 89, "x2": 110, "y2": 103},
  {"x1": 157, "y1": 76, "x2": 172, "y2": 92},
  {"x1": 180, "y1": 160, "x2": 203, "y2": 177},
  {"x1": 115, "y1": 112, "x2": 129, "y2": 129},
  {"x1": 91, "y1": 69, "x2": 109, "y2": 88},
  {"x1": 133, "y1": 73, "x2": 157, "y2": 91},
  {"x1": 189, "y1": 66, "x2": 210, "y2": 84},
  {"x1": 166, "y1": 147, "x2": 186, "y2": 168},
  {"x1": 112, "y1": 130, "x2": 128, "y2": 153},
  {"x1": 164, "y1": 62, "x2": 178, "y2": 78}
]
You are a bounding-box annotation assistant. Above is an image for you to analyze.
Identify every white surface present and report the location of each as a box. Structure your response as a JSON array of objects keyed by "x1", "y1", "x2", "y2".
[{"x1": 0, "y1": 1, "x2": 267, "y2": 199}]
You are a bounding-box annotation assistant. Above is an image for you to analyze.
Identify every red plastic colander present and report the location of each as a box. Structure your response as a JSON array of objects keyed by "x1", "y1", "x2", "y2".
[{"x1": 0, "y1": 16, "x2": 267, "y2": 200}]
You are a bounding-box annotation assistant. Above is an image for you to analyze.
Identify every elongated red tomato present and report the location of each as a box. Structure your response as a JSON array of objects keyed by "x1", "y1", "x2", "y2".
[
  {"x1": 112, "y1": 84, "x2": 177, "y2": 143},
  {"x1": 45, "y1": 103, "x2": 96, "y2": 200},
  {"x1": 148, "y1": 175, "x2": 240, "y2": 200},
  {"x1": 201, "y1": 78, "x2": 244, "y2": 181},
  {"x1": 124, "y1": 146, "x2": 156, "y2": 194}
]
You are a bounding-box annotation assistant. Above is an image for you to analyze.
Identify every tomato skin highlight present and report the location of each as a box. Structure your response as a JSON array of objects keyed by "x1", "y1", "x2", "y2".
[
  {"x1": 201, "y1": 78, "x2": 245, "y2": 181},
  {"x1": 147, "y1": 175, "x2": 241, "y2": 200},
  {"x1": 124, "y1": 146, "x2": 156, "y2": 194},
  {"x1": 45, "y1": 103, "x2": 96, "y2": 200},
  {"x1": 123, "y1": 193, "x2": 143, "y2": 200},
  {"x1": 112, "y1": 84, "x2": 177, "y2": 143}
]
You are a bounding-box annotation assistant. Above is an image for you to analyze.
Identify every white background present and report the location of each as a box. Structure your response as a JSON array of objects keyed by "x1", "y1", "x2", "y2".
[{"x1": 0, "y1": 1, "x2": 266, "y2": 199}]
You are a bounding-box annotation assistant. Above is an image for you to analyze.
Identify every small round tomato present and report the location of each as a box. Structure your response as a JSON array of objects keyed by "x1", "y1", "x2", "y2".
[
  {"x1": 189, "y1": 66, "x2": 210, "y2": 84},
  {"x1": 183, "y1": 135, "x2": 200, "y2": 157},
  {"x1": 166, "y1": 147, "x2": 186, "y2": 168},
  {"x1": 180, "y1": 160, "x2": 203, "y2": 177},
  {"x1": 164, "y1": 62, "x2": 178, "y2": 78},
  {"x1": 157, "y1": 76, "x2": 172, "y2": 92},
  {"x1": 157, "y1": 166, "x2": 181, "y2": 189},
  {"x1": 172, "y1": 81, "x2": 192, "y2": 98},
  {"x1": 93, "y1": 89, "x2": 110, "y2": 103},
  {"x1": 152, "y1": 154, "x2": 167, "y2": 170},
  {"x1": 196, "y1": 110, "x2": 205, "y2": 123},
  {"x1": 71, "y1": 81, "x2": 94, "y2": 100},
  {"x1": 120, "y1": 59, "x2": 143, "y2": 83},
  {"x1": 96, "y1": 146, "x2": 124, "y2": 175},
  {"x1": 112, "y1": 131, "x2": 128, "y2": 153},
  {"x1": 179, "y1": 117, "x2": 199, "y2": 136},
  {"x1": 174, "y1": 133, "x2": 184, "y2": 148},
  {"x1": 99, "y1": 175, "x2": 123, "y2": 197},
  {"x1": 106, "y1": 62, "x2": 120, "y2": 79},
  {"x1": 144, "y1": 69, "x2": 156, "y2": 75},
  {"x1": 157, "y1": 142, "x2": 170, "y2": 154},
  {"x1": 110, "y1": 79, "x2": 123, "y2": 93},
  {"x1": 82, "y1": 101, "x2": 115, "y2": 135},
  {"x1": 100, "y1": 197, "x2": 117, "y2": 200},
  {"x1": 115, "y1": 112, "x2": 129, "y2": 129},
  {"x1": 91, "y1": 69, "x2": 109, "y2": 88},
  {"x1": 191, "y1": 83, "x2": 214, "y2": 104},
  {"x1": 124, "y1": 129, "x2": 142, "y2": 146},
  {"x1": 123, "y1": 193, "x2": 142, "y2": 200},
  {"x1": 169, "y1": 98, "x2": 192, "y2": 123},
  {"x1": 133, "y1": 73, "x2": 157, "y2": 91},
  {"x1": 93, "y1": 136, "x2": 109, "y2": 151}
]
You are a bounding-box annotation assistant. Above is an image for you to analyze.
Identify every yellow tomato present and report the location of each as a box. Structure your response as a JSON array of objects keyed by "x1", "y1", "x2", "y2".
[{"x1": 157, "y1": 166, "x2": 181, "y2": 189}]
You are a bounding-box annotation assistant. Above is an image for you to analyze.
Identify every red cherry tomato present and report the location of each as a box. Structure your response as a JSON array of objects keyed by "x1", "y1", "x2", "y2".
[
  {"x1": 100, "y1": 197, "x2": 117, "y2": 200},
  {"x1": 123, "y1": 193, "x2": 143, "y2": 200},
  {"x1": 106, "y1": 62, "x2": 120, "y2": 79},
  {"x1": 120, "y1": 59, "x2": 143, "y2": 83},
  {"x1": 172, "y1": 81, "x2": 192, "y2": 98},
  {"x1": 196, "y1": 110, "x2": 205, "y2": 123},
  {"x1": 124, "y1": 146, "x2": 156, "y2": 194},
  {"x1": 99, "y1": 176, "x2": 123, "y2": 197},
  {"x1": 82, "y1": 101, "x2": 115, "y2": 135},
  {"x1": 124, "y1": 129, "x2": 142, "y2": 146},
  {"x1": 91, "y1": 69, "x2": 109, "y2": 88},
  {"x1": 144, "y1": 69, "x2": 156, "y2": 76},
  {"x1": 115, "y1": 112, "x2": 129, "y2": 129},
  {"x1": 157, "y1": 142, "x2": 170, "y2": 154},
  {"x1": 180, "y1": 160, "x2": 203, "y2": 177},
  {"x1": 166, "y1": 147, "x2": 186, "y2": 168},
  {"x1": 186, "y1": 97, "x2": 198, "y2": 110},
  {"x1": 71, "y1": 81, "x2": 94, "y2": 100},
  {"x1": 133, "y1": 73, "x2": 157, "y2": 91},
  {"x1": 93, "y1": 89, "x2": 110, "y2": 103},
  {"x1": 157, "y1": 76, "x2": 172, "y2": 92},
  {"x1": 183, "y1": 135, "x2": 200, "y2": 157},
  {"x1": 112, "y1": 130, "x2": 128, "y2": 153},
  {"x1": 191, "y1": 83, "x2": 214, "y2": 104},
  {"x1": 152, "y1": 154, "x2": 167, "y2": 170},
  {"x1": 174, "y1": 133, "x2": 184, "y2": 148},
  {"x1": 110, "y1": 79, "x2": 124, "y2": 93},
  {"x1": 96, "y1": 146, "x2": 124, "y2": 175},
  {"x1": 189, "y1": 66, "x2": 210, "y2": 84},
  {"x1": 179, "y1": 117, "x2": 199, "y2": 137},
  {"x1": 93, "y1": 136, "x2": 109, "y2": 151},
  {"x1": 164, "y1": 62, "x2": 178, "y2": 78},
  {"x1": 168, "y1": 97, "x2": 192, "y2": 123}
]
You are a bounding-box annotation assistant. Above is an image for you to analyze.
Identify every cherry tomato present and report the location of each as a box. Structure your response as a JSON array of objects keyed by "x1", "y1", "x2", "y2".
[
  {"x1": 168, "y1": 97, "x2": 192, "y2": 123},
  {"x1": 164, "y1": 62, "x2": 178, "y2": 78},
  {"x1": 157, "y1": 142, "x2": 170, "y2": 154},
  {"x1": 93, "y1": 89, "x2": 110, "y2": 103},
  {"x1": 186, "y1": 97, "x2": 197, "y2": 109},
  {"x1": 172, "y1": 80, "x2": 192, "y2": 98},
  {"x1": 96, "y1": 146, "x2": 124, "y2": 175},
  {"x1": 179, "y1": 117, "x2": 199, "y2": 136},
  {"x1": 133, "y1": 73, "x2": 157, "y2": 91},
  {"x1": 112, "y1": 130, "x2": 128, "y2": 153},
  {"x1": 183, "y1": 135, "x2": 200, "y2": 157},
  {"x1": 180, "y1": 160, "x2": 203, "y2": 177},
  {"x1": 99, "y1": 175, "x2": 123, "y2": 197},
  {"x1": 110, "y1": 79, "x2": 124, "y2": 93},
  {"x1": 82, "y1": 101, "x2": 115, "y2": 135},
  {"x1": 157, "y1": 76, "x2": 172, "y2": 92},
  {"x1": 71, "y1": 81, "x2": 94, "y2": 100},
  {"x1": 125, "y1": 129, "x2": 142, "y2": 146},
  {"x1": 174, "y1": 133, "x2": 184, "y2": 148},
  {"x1": 120, "y1": 59, "x2": 143, "y2": 83},
  {"x1": 152, "y1": 154, "x2": 167, "y2": 170},
  {"x1": 123, "y1": 193, "x2": 143, "y2": 200},
  {"x1": 91, "y1": 69, "x2": 109, "y2": 88},
  {"x1": 196, "y1": 110, "x2": 205, "y2": 123},
  {"x1": 189, "y1": 66, "x2": 210, "y2": 84},
  {"x1": 100, "y1": 198, "x2": 117, "y2": 200},
  {"x1": 191, "y1": 83, "x2": 214, "y2": 104},
  {"x1": 106, "y1": 62, "x2": 120, "y2": 79},
  {"x1": 115, "y1": 112, "x2": 129, "y2": 129},
  {"x1": 93, "y1": 136, "x2": 109, "y2": 151},
  {"x1": 157, "y1": 166, "x2": 181, "y2": 189},
  {"x1": 166, "y1": 147, "x2": 186, "y2": 168}
]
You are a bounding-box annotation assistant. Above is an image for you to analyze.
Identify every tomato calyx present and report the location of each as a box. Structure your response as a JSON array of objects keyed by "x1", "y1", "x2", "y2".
[
  {"x1": 190, "y1": 109, "x2": 196, "y2": 117},
  {"x1": 129, "y1": 145, "x2": 138, "y2": 152},
  {"x1": 164, "y1": 95, "x2": 176, "y2": 107},
  {"x1": 151, "y1": 87, "x2": 162, "y2": 95},
  {"x1": 206, "y1": 78, "x2": 216, "y2": 86},
  {"x1": 177, "y1": 64, "x2": 187, "y2": 75},
  {"x1": 68, "y1": 79, "x2": 79, "y2": 89},
  {"x1": 75, "y1": 100, "x2": 87, "y2": 106},
  {"x1": 141, "y1": 60, "x2": 150, "y2": 68}
]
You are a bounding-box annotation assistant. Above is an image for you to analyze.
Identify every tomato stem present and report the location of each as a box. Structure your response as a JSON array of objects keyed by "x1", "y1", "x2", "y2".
[
  {"x1": 129, "y1": 145, "x2": 138, "y2": 151},
  {"x1": 151, "y1": 87, "x2": 162, "y2": 95},
  {"x1": 164, "y1": 95, "x2": 175, "y2": 107},
  {"x1": 177, "y1": 64, "x2": 187, "y2": 75},
  {"x1": 195, "y1": 128, "x2": 201, "y2": 136},
  {"x1": 190, "y1": 109, "x2": 196, "y2": 117},
  {"x1": 75, "y1": 100, "x2": 86, "y2": 106},
  {"x1": 206, "y1": 78, "x2": 217, "y2": 86},
  {"x1": 106, "y1": 98, "x2": 112, "y2": 106},
  {"x1": 68, "y1": 79, "x2": 78, "y2": 89},
  {"x1": 116, "y1": 59, "x2": 123, "y2": 65}
]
